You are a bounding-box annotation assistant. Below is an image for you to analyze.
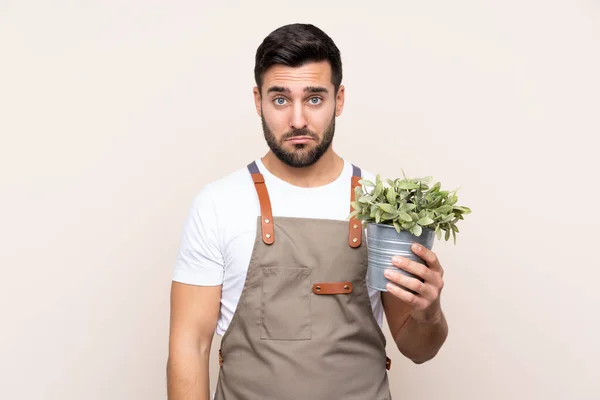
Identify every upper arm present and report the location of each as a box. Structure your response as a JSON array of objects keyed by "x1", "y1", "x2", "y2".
[
  {"x1": 169, "y1": 281, "x2": 221, "y2": 354},
  {"x1": 381, "y1": 291, "x2": 412, "y2": 340},
  {"x1": 173, "y1": 185, "x2": 225, "y2": 286},
  {"x1": 169, "y1": 185, "x2": 224, "y2": 352}
]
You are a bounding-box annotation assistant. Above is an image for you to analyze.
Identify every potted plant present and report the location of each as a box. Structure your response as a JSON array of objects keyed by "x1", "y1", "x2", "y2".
[{"x1": 349, "y1": 171, "x2": 471, "y2": 292}]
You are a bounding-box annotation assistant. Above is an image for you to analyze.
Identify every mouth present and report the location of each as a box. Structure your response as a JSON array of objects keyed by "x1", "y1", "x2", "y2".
[{"x1": 285, "y1": 136, "x2": 315, "y2": 144}]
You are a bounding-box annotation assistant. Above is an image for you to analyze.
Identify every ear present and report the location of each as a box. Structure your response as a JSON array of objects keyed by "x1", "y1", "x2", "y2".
[
  {"x1": 335, "y1": 85, "x2": 345, "y2": 117},
  {"x1": 253, "y1": 86, "x2": 262, "y2": 117}
]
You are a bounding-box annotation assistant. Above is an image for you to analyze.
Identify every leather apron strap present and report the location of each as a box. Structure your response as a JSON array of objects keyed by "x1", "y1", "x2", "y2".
[
  {"x1": 247, "y1": 161, "x2": 274, "y2": 245},
  {"x1": 349, "y1": 164, "x2": 363, "y2": 248}
]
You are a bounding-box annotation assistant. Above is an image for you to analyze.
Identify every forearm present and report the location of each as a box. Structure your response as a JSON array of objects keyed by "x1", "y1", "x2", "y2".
[
  {"x1": 394, "y1": 310, "x2": 448, "y2": 364},
  {"x1": 167, "y1": 347, "x2": 211, "y2": 400}
]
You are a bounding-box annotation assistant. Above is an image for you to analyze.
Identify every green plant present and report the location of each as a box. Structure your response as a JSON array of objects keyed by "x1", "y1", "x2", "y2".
[{"x1": 349, "y1": 171, "x2": 472, "y2": 244}]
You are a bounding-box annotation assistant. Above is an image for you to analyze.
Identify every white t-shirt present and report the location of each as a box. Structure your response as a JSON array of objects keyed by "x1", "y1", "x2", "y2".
[{"x1": 172, "y1": 158, "x2": 383, "y2": 336}]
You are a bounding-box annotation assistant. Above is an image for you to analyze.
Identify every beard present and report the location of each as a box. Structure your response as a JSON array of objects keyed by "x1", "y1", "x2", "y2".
[{"x1": 261, "y1": 111, "x2": 336, "y2": 168}]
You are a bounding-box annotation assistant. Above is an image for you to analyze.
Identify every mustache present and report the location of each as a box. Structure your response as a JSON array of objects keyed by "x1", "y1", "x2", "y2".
[{"x1": 281, "y1": 129, "x2": 319, "y2": 141}]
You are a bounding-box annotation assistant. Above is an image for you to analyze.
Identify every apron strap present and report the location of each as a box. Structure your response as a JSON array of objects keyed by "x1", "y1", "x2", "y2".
[
  {"x1": 349, "y1": 164, "x2": 363, "y2": 248},
  {"x1": 247, "y1": 161, "x2": 275, "y2": 245}
]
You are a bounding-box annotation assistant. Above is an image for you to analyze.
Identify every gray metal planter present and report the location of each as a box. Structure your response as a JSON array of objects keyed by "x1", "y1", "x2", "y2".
[{"x1": 365, "y1": 223, "x2": 436, "y2": 292}]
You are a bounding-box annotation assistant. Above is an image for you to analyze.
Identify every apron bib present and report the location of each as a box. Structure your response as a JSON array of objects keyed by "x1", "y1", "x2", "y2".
[{"x1": 214, "y1": 161, "x2": 392, "y2": 400}]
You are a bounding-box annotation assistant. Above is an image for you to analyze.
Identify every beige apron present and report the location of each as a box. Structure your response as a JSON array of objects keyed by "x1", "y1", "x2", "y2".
[{"x1": 214, "y1": 161, "x2": 392, "y2": 399}]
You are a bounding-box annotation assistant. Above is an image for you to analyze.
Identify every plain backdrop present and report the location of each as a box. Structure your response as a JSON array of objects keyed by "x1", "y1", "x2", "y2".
[{"x1": 1, "y1": 1, "x2": 599, "y2": 399}]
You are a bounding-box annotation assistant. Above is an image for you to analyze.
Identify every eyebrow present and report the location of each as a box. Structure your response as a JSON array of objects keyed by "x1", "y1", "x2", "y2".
[
  {"x1": 304, "y1": 86, "x2": 328, "y2": 94},
  {"x1": 266, "y1": 86, "x2": 329, "y2": 94}
]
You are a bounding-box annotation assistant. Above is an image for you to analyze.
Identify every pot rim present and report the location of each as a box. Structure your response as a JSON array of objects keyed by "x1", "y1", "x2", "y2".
[{"x1": 366, "y1": 222, "x2": 435, "y2": 232}]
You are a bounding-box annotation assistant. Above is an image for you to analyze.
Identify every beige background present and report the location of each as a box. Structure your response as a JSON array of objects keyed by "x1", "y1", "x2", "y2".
[{"x1": 1, "y1": 1, "x2": 599, "y2": 399}]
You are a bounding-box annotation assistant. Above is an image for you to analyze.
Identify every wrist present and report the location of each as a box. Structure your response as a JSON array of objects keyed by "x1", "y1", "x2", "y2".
[{"x1": 411, "y1": 303, "x2": 443, "y2": 325}]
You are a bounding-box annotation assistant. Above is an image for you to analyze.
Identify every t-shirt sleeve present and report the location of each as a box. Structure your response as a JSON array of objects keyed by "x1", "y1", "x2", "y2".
[
  {"x1": 172, "y1": 184, "x2": 224, "y2": 286},
  {"x1": 368, "y1": 286, "x2": 384, "y2": 327}
]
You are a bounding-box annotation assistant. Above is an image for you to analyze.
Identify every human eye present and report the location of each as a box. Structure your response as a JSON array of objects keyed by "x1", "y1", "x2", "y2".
[
  {"x1": 308, "y1": 97, "x2": 323, "y2": 105},
  {"x1": 273, "y1": 97, "x2": 288, "y2": 106}
]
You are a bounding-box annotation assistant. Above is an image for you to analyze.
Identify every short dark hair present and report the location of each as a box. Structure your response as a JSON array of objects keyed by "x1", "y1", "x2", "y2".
[{"x1": 254, "y1": 23, "x2": 343, "y2": 94}]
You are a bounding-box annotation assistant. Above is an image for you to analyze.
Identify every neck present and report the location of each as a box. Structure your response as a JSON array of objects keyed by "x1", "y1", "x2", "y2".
[{"x1": 261, "y1": 149, "x2": 344, "y2": 188}]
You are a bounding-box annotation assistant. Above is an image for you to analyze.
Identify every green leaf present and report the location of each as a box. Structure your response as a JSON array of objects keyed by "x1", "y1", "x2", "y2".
[
  {"x1": 445, "y1": 229, "x2": 450, "y2": 241},
  {"x1": 446, "y1": 195, "x2": 458, "y2": 206},
  {"x1": 399, "y1": 211, "x2": 412, "y2": 222},
  {"x1": 450, "y1": 186, "x2": 462, "y2": 196},
  {"x1": 417, "y1": 217, "x2": 435, "y2": 226},
  {"x1": 402, "y1": 221, "x2": 416, "y2": 230},
  {"x1": 374, "y1": 182, "x2": 384, "y2": 198},
  {"x1": 441, "y1": 213, "x2": 455, "y2": 223},
  {"x1": 398, "y1": 181, "x2": 420, "y2": 190},
  {"x1": 413, "y1": 224, "x2": 422, "y2": 236},
  {"x1": 428, "y1": 182, "x2": 441, "y2": 193},
  {"x1": 393, "y1": 221, "x2": 402, "y2": 233},
  {"x1": 427, "y1": 197, "x2": 442, "y2": 209},
  {"x1": 406, "y1": 203, "x2": 417, "y2": 211},
  {"x1": 410, "y1": 212, "x2": 419, "y2": 221},
  {"x1": 375, "y1": 208, "x2": 383, "y2": 223},
  {"x1": 386, "y1": 187, "x2": 397, "y2": 205},
  {"x1": 419, "y1": 176, "x2": 433, "y2": 185},
  {"x1": 435, "y1": 225, "x2": 442, "y2": 240},
  {"x1": 358, "y1": 196, "x2": 371, "y2": 204},
  {"x1": 355, "y1": 186, "x2": 363, "y2": 198},
  {"x1": 375, "y1": 174, "x2": 383, "y2": 190},
  {"x1": 453, "y1": 206, "x2": 472, "y2": 214},
  {"x1": 452, "y1": 228, "x2": 457, "y2": 244},
  {"x1": 451, "y1": 224, "x2": 459, "y2": 233},
  {"x1": 379, "y1": 203, "x2": 397, "y2": 214},
  {"x1": 381, "y1": 212, "x2": 399, "y2": 220},
  {"x1": 370, "y1": 206, "x2": 377, "y2": 218},
  {"x1": 436, "y1": 205, "x2": 453, "y2": 214},
  {"x1": 359, "y1": 179, "x2": 375, "y2": 187}
]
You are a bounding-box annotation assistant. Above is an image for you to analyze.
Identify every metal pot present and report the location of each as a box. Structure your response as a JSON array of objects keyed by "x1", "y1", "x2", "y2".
[{"x1": 365, "y1": 223, "x2": 435, "y2": 292}]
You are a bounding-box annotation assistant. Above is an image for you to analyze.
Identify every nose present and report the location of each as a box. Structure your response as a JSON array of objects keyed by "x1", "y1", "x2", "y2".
[{"x1": 290, "y1": 103, "x2": 308, "y2": 130}]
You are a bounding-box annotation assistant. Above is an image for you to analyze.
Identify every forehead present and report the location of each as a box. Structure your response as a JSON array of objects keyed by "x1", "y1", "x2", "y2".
[{"x1": 262, "y1": 61, "x2": 333, "y2": 92}]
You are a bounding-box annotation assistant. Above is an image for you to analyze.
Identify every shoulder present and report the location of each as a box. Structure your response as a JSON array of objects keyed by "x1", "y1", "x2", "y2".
[
  {"x1": 184, "y1": 162, "x2": 260, "y2": 236},
  {"x1": 360, "y1": 169, "x2": 376, "y2": 182},
  {"x1": 346, "y1": 160, "x2": 377, "y2": 182}
]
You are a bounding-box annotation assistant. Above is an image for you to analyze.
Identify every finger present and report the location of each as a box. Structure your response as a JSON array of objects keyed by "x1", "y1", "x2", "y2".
[
  {"x1": 384, "y1": 269, "x2": 436, "y2": 301},
  {"x1": 385, "y1": 280, "x2": 427, "y2": 308},
  {"x1": 392, "y1": 256, "x2": 431, "y2": 282},
  {"x1": 411, "y1": 243, "x2": 444, "y2": 275}
]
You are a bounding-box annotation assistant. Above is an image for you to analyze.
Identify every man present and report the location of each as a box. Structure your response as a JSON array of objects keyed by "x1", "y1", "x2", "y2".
[{"x1": 167, "y1": 23, "x2": 448, "y2": 400}]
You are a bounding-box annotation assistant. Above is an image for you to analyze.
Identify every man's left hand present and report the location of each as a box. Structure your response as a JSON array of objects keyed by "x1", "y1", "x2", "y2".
[{"x1": 383, "y1": 242, "x2": 445, "y2": 324}]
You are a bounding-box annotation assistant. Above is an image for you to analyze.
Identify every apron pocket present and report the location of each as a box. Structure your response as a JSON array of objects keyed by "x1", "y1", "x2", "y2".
[{"x1": 260, "y1": 267, "x2": 312, "y2": 340}]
